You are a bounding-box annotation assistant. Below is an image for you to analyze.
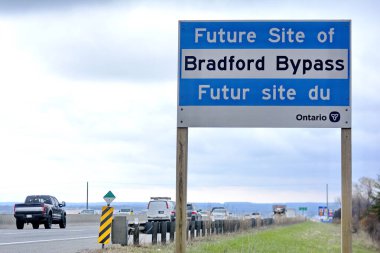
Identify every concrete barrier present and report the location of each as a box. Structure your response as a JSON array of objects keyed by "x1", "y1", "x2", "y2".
[
  {"x1": 273, "y1": 215, "x2": 307, "y2": 225},
  {"x1": 114, "y1": 213, "x2": 147, "y2": 223},
  {"x1": 0, "y1": 213, "x2": 148, "y2": 228},
  {"x1": 66, "y1": 214, "x2": 101, "y2": 224},
  {"x1": 0, "y1": 214, "x2": 101, "y2": 227},
  {"x1": 0, "y1": 214, "x2": 14, "y2": 227}
]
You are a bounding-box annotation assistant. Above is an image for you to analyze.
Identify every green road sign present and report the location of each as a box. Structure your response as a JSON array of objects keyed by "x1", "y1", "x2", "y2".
[
  {"x1": 103, "y1": 191, "x2": 116, "y2": 205},
  {"x1": 299, "y1": 207, "x2": 308, "y2": 211}
]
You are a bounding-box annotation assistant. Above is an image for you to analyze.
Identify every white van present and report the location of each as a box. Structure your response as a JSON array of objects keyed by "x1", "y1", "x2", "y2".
[{"x1": 147, "y1": 197, "x2": 176, "y2": 222}]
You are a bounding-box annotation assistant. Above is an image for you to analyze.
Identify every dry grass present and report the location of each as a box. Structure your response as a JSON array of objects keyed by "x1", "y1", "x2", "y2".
[{"x1": 80, "y1": 244, "x2": 175, "y2": 253}]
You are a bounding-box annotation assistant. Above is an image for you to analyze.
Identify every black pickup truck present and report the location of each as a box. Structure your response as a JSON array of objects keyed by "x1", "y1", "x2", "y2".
[{"x1": 14, "y1": 195, "x2": 66, "y2": 229}]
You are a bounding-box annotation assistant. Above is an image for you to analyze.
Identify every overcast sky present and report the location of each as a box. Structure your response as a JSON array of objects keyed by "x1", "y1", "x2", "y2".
[{"x1": 0, "y1": 0, "x2": 378, "y2": 204}]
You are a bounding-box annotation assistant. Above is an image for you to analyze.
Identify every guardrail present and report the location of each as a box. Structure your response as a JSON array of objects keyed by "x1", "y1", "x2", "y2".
[{"x1": 111, "y1": 216, "x2": 306, "y2": 246}]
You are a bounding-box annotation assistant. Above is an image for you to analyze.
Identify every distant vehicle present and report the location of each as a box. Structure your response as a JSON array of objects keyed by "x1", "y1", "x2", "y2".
[
  {"x1": 79, "y1": 209, "x2": 96, "y2": 215},
  {"x1": 273, "y1": 205, "x2": 287, "y2": 215},
  {"x1": 210, "y1": 207, "x2": 226, "y2": 213},
  {"x1": 251, "y1": 212, "x2": 262, "y2": 219},
  {"x1": 118, "y1": 208, "x2": 134, "y2": 215},
  {"x1": 147, "y1": 197, "x2": 176, "y2": 222},
  {"x1": 198, "y1": 210, "x2": 210, "y2": 221},
  {"x1": 186, "y1": 203, "x2": 201, "y2": 221},
  {"x1": 14, "y1": 195, "x2": 66, "y2": 230},
  {"x1": 210, "y1": 207, "x2": 229, "y2": 220},
  {"x1": 243, "y1": 214, "x2": 252, "y2": 220}
]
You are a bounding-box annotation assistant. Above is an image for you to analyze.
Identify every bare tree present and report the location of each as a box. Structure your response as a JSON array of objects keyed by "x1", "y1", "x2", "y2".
[{"x1": 352, "y1": 177, "x2": 376, "y2": 231}]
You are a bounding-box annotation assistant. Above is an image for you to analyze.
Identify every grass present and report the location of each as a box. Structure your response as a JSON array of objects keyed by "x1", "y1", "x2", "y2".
[
  {"x1": 84, "y1": 222, "x2": 379, "y2": 253},
  {"x1": 186, "y1": 222, "x2": 377, "y2": 253}
]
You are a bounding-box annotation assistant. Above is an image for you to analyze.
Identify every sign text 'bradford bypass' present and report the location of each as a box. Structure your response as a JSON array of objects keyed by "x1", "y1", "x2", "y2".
[{"x1": 178, "y1": 21, "x2": 351, "y2": 128}]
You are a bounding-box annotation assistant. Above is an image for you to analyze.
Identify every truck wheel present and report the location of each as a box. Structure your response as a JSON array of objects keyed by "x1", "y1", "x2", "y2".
[
  {"x1": 16, "y1": 219, "x2": 24, "y2": 230},
  {"x1": 44, "y1": 214, "x2": 52, "y2": 229},
  {"x1": 32, "y1": 222, "x2": 39, "y2": 229},
  {"x1": 59, "y1": 215, "x2": 66, "y2": 228}
]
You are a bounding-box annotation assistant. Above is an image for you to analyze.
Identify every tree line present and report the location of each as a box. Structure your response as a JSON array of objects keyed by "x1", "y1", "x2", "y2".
[{"x1": 335, "y1": 175, "x2": 380, "y2": 244}]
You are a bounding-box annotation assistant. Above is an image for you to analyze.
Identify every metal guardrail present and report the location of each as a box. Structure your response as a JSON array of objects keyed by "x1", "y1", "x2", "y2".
[{"x1": 111, "y1": 217, "x2": 288, "y2": 246}]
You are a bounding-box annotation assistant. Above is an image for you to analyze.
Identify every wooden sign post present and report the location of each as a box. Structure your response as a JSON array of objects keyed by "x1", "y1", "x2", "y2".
[
  {"x1": 341, "y1": 128, "x2": 352, "y2": 253},
  {"x1": 175, "y1": 127, "x2": 188, "y2": 253}
]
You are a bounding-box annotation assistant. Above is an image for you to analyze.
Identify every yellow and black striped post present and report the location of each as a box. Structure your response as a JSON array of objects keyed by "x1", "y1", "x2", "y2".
[{"x1": 98, "y1": 206, "x2": 114, "y2": 246}]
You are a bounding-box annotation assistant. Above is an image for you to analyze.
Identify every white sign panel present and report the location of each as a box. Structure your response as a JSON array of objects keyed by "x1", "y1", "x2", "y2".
[{"x1": 177, "y1": 20, "x2": 351, "y2": 128}]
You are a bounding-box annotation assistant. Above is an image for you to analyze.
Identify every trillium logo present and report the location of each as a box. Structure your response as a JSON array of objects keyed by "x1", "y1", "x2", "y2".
[{"x1": 329, "y1": 111, "x2": 341, "y2": 123}]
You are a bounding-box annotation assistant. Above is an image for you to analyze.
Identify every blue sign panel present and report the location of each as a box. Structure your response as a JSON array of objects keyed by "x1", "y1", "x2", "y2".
[{"x1": 178, "y1": 20, "x2": 351, "y2": 128}]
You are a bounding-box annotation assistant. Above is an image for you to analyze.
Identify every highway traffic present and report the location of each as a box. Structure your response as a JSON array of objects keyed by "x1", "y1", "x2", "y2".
[{"x1": 0, "y1": 196, "x2": 303, "y2": 252}]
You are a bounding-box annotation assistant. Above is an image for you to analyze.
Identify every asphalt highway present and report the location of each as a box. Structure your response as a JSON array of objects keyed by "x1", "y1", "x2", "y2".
[{"x1": 0, "y1": 224, "x2": 101, "y2": 253}]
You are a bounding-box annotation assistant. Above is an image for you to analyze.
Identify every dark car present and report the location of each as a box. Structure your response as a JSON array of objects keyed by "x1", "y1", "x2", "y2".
[{"x1": 187, "y1": 203, "x2": 201, "y2": 221}]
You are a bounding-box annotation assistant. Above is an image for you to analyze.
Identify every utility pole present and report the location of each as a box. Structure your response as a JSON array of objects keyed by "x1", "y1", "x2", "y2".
[
  {"x1": 326, "y1": 183, "x2": 329, "y2": 212},
  {"x1": 86, "y1": 181, "x2": 89, "y2": 210}
]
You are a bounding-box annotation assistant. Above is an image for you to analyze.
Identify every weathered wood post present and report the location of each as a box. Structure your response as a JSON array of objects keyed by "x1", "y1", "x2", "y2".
[
  {"x1": 190, "y1": 220, "x2": 195, "y2": 239},
  {"x1": 176, "y1": 127, "x2": 188, "y2": 253},
  {"x1": 161, "y1": 221, "x2": 167, "y2": 245},
  {"x1": 152, "y1": 222, "x2": 158, "y2": 245},
  {"x1": 186, "y1": 221, "x2": 189, "y2": 241},
  {"x1": 133, "y1": 223, "x2": 139, "y2": 245},
  {"x1": 342, "y1": 128, "x2": 352, "y2": 253},
  {"x1": 201, "y1": 221, "x2": 206, "y2": 237},
  {"x1": 225, "y1": 220, "x2": 230, "y2": 233},
  {"x1": 170, "y1": 221, "x2": 175, "y2": 242},
  {"x1": 196, "y1": 221, "x2": 201, "y2": 237}
]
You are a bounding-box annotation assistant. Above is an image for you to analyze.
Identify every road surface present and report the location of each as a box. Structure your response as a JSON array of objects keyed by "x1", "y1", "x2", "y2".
[
  {"x1": 0, "y1": 224, "x2": 100, "y2": 253},
  {"x1": 0, "y1": 223, "x2": 158, "y2": 253}
]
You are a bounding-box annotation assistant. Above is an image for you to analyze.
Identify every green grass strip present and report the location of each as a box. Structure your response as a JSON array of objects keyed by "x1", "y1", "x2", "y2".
[{"x1": 187, "y1": 222, "x2": 378, "y2": 253}]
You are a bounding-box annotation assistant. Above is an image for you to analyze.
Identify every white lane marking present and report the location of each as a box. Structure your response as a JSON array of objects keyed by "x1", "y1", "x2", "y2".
[
  {"x1": 0, "y1": 236, "x2": 98, "y2": 246},
  {"x1": 0, "y1": 229, "x2": 88, "y2": 235}
]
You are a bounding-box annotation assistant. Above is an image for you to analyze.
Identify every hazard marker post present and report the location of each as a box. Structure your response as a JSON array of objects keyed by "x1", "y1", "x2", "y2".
[{"x1": 98, "y1": 191, "x2": 116, "y2": 248}]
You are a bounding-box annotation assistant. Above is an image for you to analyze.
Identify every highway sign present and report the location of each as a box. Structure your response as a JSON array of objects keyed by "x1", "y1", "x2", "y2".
[
  {"x1": 103, "y1": 191, "x2": 116, "y2": 205},
  {"x1": 319, "y1": 206, "x2": 328, "y2": 216},
  {"x1": 178, "y1": 20, "x2": 351, "y2": 127}
]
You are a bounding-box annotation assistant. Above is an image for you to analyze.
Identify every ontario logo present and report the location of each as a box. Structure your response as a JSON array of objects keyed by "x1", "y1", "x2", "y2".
[{"x1": 329, "y1": 111, "x2": 341, "y2": 123}]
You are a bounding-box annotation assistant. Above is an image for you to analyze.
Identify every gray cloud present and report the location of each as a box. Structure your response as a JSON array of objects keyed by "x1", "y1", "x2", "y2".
[
  {"x1": 7, "y1": 2, "x2": 178, "y2": 82},
  {"x1": 0, "y1": 0, "x2": 379, "y2": 202},
  {"x1": 0, "y1": 0, "x2": 117, "y2": 14}
]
